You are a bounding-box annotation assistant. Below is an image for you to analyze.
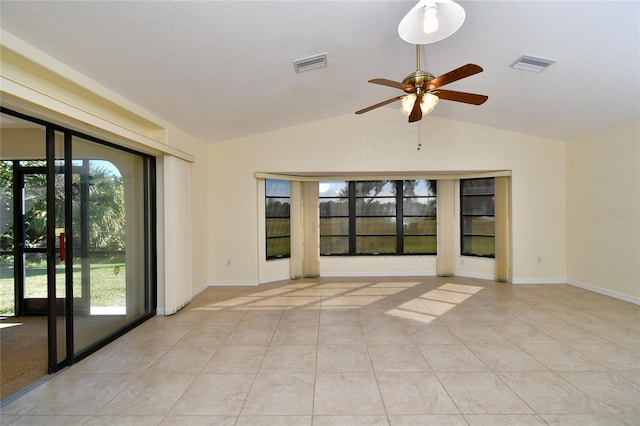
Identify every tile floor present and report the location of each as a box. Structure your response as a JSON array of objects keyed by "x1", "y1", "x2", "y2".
[{"x1": 1, "y1": 276, "x2": 639, "y2": 425}]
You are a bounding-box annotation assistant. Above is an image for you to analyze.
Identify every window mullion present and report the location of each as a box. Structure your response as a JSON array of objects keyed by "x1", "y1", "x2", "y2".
[
  {"x1": 348, "y1": 181, "x2": 356, "y2": 255},
  {"x1": 396, "y1": 180, "x2": 403, "y2": 254}
]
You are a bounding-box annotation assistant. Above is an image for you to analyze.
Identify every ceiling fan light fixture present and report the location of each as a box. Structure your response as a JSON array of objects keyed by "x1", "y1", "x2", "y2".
[
  {"x1": 398, "y1": 0, "x2": 465, "y2": 45},
  {"x1": 400, "y1": 93, "x2": 439, "y2": 116}
]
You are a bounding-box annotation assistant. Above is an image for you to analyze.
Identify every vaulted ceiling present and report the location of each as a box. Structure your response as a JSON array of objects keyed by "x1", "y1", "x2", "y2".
[{"x1": 1, "y1": 1, "x2": 638, "y2": 144}]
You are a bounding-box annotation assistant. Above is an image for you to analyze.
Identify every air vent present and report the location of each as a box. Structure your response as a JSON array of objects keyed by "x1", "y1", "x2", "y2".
[
  {"x1": 293, "y1": 53, "x2": 328, "y2": 73},
  {"x1": 511, "y1": 55, "x2": 556, "y2": 72}
]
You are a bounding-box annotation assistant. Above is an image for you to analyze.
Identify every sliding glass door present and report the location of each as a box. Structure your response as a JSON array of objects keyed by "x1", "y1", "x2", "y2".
[{"x1": 0, "y1": 108, "x2": 156, "y2": 385}]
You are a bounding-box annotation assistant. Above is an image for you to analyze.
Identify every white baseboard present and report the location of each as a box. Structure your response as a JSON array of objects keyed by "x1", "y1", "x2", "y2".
[
  {"x1": 259, "y1": 275, "x2": 291, "y2": 284},
  {"x1": 207, "y1": 280, "x2": 259, "y2": 287},
  {"x1": 320, "y1": 270, "x2": 437, "y2": 278},
  {"x1": 567, "y1": 279, "x2": 640, "y2": 305},
  {"x1": 511, "y1": 278, "x2": 566, "y2": 284},
  {"x1": 455, "y1": 272, "x2": 496, "y2": 281}
]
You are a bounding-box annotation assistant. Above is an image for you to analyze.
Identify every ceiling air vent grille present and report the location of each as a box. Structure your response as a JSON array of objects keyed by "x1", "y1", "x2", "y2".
[
  {"x1": 293, "y1": 53, "x2": 328, "y2": 73},
  {"x1": 511, "y1": 55, "x2": 556, "y2": 72}
]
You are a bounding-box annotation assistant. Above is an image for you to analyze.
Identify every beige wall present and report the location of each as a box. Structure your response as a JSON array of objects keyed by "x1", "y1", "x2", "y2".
[
  {"x1": 567, "y1": 121, "x2": 640, "y2": 302},
  {"x1": 209, "y1": 108, "x2": 567, "y2": 285}
]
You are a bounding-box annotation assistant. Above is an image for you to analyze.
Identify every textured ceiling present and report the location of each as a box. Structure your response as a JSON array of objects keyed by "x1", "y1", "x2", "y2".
[{"x1": 1, "y1": 1, "x2": 638, "y2": 144}]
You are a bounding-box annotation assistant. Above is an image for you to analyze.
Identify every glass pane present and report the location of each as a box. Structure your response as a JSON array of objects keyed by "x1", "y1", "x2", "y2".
[
  {"x1": 403, "y1": 197, "x2": 436, "y2": 216},
  {"x1": 462, "y1": 236, "x2": 495, "y2": 257},
  {"x1": 403, "y1": 217, "x2": 437, "y2": 235},
  {"x1": 461, "y1": 196, "x2": 495, "y2": 215},
  {"x1": 71, "y1": 136, "x2": 151, "y2": 354},
  {"x1": 403, "y1": 180, "x2": 436, "y2": 196},
  {"x1": 320, "y1": 217, "x2": 348, "y2": 235},
  {"x1": 320, "y1": 199, "x2": 348, "y2": 216},
  {"x1": 355, "y1": 181, "x2": 394, "y2": 197},
  {"x1": 266, "y1": 218, "x2": 291, "y2": 237},
  {"x1": 461, "y1": 178, "x2": 494, "y2": 195},
  {"x1": 0, "y1": 254, "x2": 14, "y2": 315},
  {"x1": 404, "y1": 236, "x2": 437, "y2": 254},
  {"x1": 462, "y1": 216, "x2": 495, "y2": 236},
  {"x1": 23, "y1": 173, "x2": 47, "y2": 249},
  {"x1": 266, "y1": 198, "x2": 290, "y2": 217},
  {"x1": 265, "y1": 179, "x2": 290, "y2": 197},
  {"x1": 356, "y1": 217, "x2": 396, "y2": 235},
  {"x1": 356, "y1": 199, "x2": 396, "y2": 216},
  {"x1": 320, "y1": 236, "x2": 349, "y2": 255},
  {"x1": 319, "y1": 181, "x2": 348, "y2": 197},
  {"x1": 0, "y1": 161, "x2": 13, "y2": 254},
  {"x1": 356, "y1": 236, "x2": 396, "y2": 254},
  {"x1": 24, "y1": 252, "x2": 47, "y2": 299},
  {"x1": 267, "y1": 237, "x2": 290, "y2": 258}
]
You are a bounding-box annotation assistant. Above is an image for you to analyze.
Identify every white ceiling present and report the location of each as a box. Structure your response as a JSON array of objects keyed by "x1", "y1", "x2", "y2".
[{"x1": 1, "y1": 1, "x2": 638, "y2": 144}]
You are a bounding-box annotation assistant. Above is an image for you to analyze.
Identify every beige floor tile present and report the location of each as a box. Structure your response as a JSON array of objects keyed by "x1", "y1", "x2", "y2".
[
  {"x1": 146, "y1": 345, "x2": 217, "y2": 374},
  {"x1": 202, "y1": 345, "x2": 266, "y2": 374},
  {"x1": 446, "y1": 324, "x2": 510, "y2": 345},
  {"x1": 535, "y1": 324, "x2": 609, "y2": 346},
  {"x1": 314, "y1": 415, "x2": 390, "y2": 425},
  {"x1": 170, "y1": 373, "x2": 254, "y2": 416},
  {"x1": 160, "y1": 415, "x2": 237, "y2": 425},
  {"x1": 7, "y1": 276, "x2": 640, "y2": 426},
  {"x1": 437, "y1": 372, "x2": 532, "y2": 414},
  {"x1": 388, "y1": 414, "x2": 467, "y2": 425},
  {"x1": 271, "y1": 323, "x2": 318, "y2": 346},
  {"x1": 498, "y1": 371, "x2": 604, "y2": 415},
  {"x1": 318, "y1": 325, "x2": 366, "y2": 345},
  {"x1": 225, "y1": 326, "x2": 276, "y2": 345},
  {"x1": 368, "y1": 344, "x2": 430, "y2": 372},
  {"x1": 236, "y1": 415, "x2": 312, "y2": 425},
  {"x1": 376, "y1": 371, "x2": 458, "y2": 415},
  {"x1": 464, "y1": 414, "x2": 547, "y2": 425},
  {"x1": 98, "y1": 373, "x2": 195, "y2": 416},
  {"x1": 176, "y1": 326, "x2": 234, "y2": 346},
  {"x1": 540, "y1": 413, "x2": 631, "y2": 425},
  {"x1": 361, "y1": 322, "x2": 413, "y2": 345},
  {"x1": 492, "y1": 324, "x2": 561, "y2": 345},
  {"x1": 319, "y1": 309, "x2": 361, "y2": 325},
  {"x1": 259, "y1": 345, "x2": 316, "y2": 373},
  {"x1": 316, "y1": 344, "x2": 373, "y2": 373},
  {"x1": 199, "y1": 310, "x2": 247, "y2": 327},
  {"x1": 403, "y1": 324, "x2": 462, "y2": 345},
  {"x1": 0, "y1": 415, "x2": 92, "y2": 425},
  {"x1": 81, "y1": 344, "x2": 171, "y2": 375},
  {"x1": 314, "y1": 372, "x2": 385, "y2": 415},
  {"x1": 468, "y1": 344, "x2": 549, "y2": 372},
  {"x1": 84, "y1": 415, "x2": 165, "y2": 425},
  {"x1": 27, "y1": 373, "x2": 136, "y2": 416},
  {"x1": 557, "y1": 371, "x2": 640, "y2": 420},
  {"x1": 570, "y1": 343, "x2": 640, "y2": 371},
  {"x1": 519, "y1": 344, "x2": 609, "y2": 371},
  {"x1": 279, "y1": 308, "x2": 320, "y2": 324},
  {"x1": 238, "y1": 311, "x2": 283, "y2": 328},
  {"x1": 242, "y1": 373, "x2": 315, "y2": 415},
  {"x1": 418, "y1": 344, "x2": 489, "y2": 372}
]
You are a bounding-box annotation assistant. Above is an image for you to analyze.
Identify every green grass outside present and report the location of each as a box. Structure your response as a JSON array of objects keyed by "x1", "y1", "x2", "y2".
[{"x1": 0, "y1": 262, "x2": 126, "y2": 315}]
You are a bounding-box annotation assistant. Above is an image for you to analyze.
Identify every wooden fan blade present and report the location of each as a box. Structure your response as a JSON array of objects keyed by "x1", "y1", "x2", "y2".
[
  {"x1": 408, "y1": 94, "x2": 423, "y2": 122},
  {"x1": 436, "y1": 89, "x2": 488, "y2": 105},
  {"x1": 428, "y1": 64, "x2": 483, "y2": 89},
  {"x1": 355, "y1": 95, "x2": 405, "y2": 115},
  {"x1": 369, "y1": 78, "x2": 414, "y2": 92}
]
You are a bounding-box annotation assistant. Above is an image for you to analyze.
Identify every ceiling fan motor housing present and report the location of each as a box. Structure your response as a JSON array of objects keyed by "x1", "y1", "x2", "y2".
[{"x1": 402, "y1": 70, "x2": 436, "y2": 92}]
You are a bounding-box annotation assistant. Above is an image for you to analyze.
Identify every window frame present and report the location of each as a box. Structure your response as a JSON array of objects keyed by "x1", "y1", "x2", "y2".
[
  {"x1": 320, "y1": 180, "x2": 437, "y2": 256},
  {"x1": 265, "y1": 179, "x2": 291, "y2": 260},
  {"x1": 460, "y1": 177, "x2": 495, "y2": 258}
]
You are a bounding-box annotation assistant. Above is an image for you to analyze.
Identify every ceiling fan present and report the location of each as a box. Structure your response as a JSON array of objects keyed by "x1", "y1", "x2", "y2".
[{"x1": 355, "y1": 45, "x2": 488, "y2": 122}]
